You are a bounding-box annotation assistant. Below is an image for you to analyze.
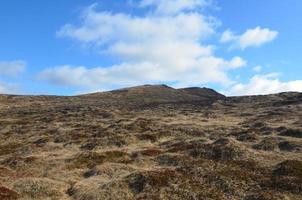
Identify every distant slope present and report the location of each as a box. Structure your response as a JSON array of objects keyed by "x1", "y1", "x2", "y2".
[
  {"x1": 179, "y1": 87, "x2": 226, "y2": 100},
  {"x1": 81, "y1": 85, "x2": 225, "y2": 106},
  {"x1": 1, "y1": 85, "x2": 301, "y2": 109}
]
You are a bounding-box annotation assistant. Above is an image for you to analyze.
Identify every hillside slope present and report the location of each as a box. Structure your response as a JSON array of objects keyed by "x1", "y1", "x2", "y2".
[{"x1": 0, "y1": 85, "x2": 301, "y2": 200}]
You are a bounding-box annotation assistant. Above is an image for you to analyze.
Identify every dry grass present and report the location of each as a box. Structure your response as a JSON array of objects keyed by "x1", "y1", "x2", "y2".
[
  {"x1": 0, "y1": 86, "x2": 301, "y2": 199},
  {"x1": 0, "y1": 185, "x2": 19, "y2": 200},
  {"x1": 13, "y1": 178, "x2": 69, "y2": 200}
]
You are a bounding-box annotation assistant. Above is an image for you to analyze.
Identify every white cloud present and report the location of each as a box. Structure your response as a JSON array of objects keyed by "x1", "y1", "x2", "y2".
[
  {"x1": 0, "y1": 60, "x2": 26, "y2": 77},
  {"x1": 37, "y1": 63, "x2": 162, "y2": 90},
  {"x1": 227, "y1": 73, "x2": 302, "y2": 96},
  {"x1": 221, "y1": 27, "x2": 278, "y2": 50},
  {"x1": 57, "y1": 5, "x2": 215, "y2": 45},
  {"x1": 253, "y1": 65, "x2": 262, "y2": 72},
  {"x1": 0, "y1": 82, "x2": 18, "y2": 94},
  {"x1": 227, "y1": 57, "x2": 247, "y2": 69},
  {"x1": 38, "y1": 56, "x2": 246, "y2": 91},
  {"x1": 47, "y1": 1, "x2": 247, "y2": 91},
  {"x1": 220, "y1": 29, "x2": 235, "y2": 43},
  {"x1": 239, "y1": 27, "x2": 278, "y2": 49}
]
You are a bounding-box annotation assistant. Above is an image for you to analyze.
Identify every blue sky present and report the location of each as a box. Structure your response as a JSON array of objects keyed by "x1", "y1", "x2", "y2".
[{"x1": 0, "y1": 0, "x2": 301, "y2": 96}]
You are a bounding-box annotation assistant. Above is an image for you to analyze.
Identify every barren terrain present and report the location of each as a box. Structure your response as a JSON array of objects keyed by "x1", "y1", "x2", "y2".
[{"x1": 0, "y1": 85, "x2": 301, "y2": 200}]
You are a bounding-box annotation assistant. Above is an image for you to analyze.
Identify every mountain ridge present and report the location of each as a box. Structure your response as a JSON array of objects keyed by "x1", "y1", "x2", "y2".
[{"x1": 1, "y1": 84, "x2": 301, "y2": 97}]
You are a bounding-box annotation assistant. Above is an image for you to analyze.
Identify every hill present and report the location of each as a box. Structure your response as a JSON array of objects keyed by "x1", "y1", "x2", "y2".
[{"x1": 0, "y1": 85, "x2": 301, "y2": 200}]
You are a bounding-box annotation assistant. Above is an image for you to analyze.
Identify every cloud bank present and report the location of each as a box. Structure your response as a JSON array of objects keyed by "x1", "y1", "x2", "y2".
[
  {"x1": 39, "y1": 1, "x2": 247, "y2": 91},
  {"x1": 38, "y1": 55, "x2": 246, "y2": 91},
  {"x1": 227, "y1": 73, "x2": 302, "y2": 96}
]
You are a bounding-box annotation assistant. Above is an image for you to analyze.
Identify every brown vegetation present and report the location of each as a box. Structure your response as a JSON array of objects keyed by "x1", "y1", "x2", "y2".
[{"x1": 0, "y1": 85, "x2": 301, "y2": 199}]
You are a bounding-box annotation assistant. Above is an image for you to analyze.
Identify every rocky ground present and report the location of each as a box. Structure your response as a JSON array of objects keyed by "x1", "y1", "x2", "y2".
[{"x1": 0, "y1": 85, "x2": 301, "y2": 200}]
